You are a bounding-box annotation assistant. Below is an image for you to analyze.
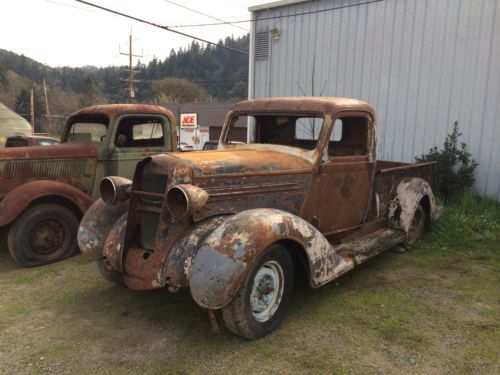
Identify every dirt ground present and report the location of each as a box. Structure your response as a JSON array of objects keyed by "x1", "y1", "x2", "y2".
[{"x1": 0, "y1": 200, "x2": 498, "y2": 374}]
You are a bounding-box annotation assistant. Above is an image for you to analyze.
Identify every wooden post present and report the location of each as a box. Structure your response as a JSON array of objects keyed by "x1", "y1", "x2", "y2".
[
  {"x1": 43, "y1": 79, "x2": 51, "y2": 135},
  {"x1": 30, "y1": 88, "x2": 35, "y2": 134}
]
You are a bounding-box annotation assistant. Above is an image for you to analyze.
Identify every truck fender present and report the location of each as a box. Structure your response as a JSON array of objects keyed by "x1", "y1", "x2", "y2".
[
  {"x1": 0, "y1": 180, "x2": 94, "y2": 227},
  {"x1": 188, "y1": 208, "x2": 354, "y2": 310},
  {"x1": 387, "y1": 177, "x2": 441, "y2": 234},
  {"x1": 78, "y1": 198, "x2": 129, "y2": 260},
  {"x1": 162, "y1": 215, "x2": 229, "y2": 288}
]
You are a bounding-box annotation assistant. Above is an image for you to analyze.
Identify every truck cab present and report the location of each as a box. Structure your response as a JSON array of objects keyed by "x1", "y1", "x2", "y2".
[{"x1": 0, "y1": 104, "x2": 176, "y2": 267}]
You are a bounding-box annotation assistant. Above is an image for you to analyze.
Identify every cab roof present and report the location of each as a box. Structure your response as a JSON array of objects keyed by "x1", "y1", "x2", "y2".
[{"x1": 231, "y1": 97, "x2": 375, "y2": 117}]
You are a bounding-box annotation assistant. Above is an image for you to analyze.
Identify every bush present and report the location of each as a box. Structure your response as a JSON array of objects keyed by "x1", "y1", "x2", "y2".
[{"x1": 416, "y1": 121, "x2": 478, "y2": 202}]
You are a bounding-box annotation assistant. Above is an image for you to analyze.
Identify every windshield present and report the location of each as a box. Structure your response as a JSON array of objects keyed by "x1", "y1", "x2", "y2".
[
  {"x1": 224, "y1": 113, "x2": 325, "y2": 151},
  {"x1": 67, "y1": 115, "x2": 109, "y2": 144}
]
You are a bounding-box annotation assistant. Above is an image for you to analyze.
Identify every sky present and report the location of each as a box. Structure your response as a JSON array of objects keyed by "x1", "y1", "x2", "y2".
[{"x1": 0, "y1": 0, "x2": 261, "y2": 68}]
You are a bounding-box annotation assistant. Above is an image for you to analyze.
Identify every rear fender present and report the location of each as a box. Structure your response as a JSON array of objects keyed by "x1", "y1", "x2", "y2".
[
  {"x1": 78, "y1": 199, "x2": 129, "y2": 260},
  {"x1": 0, "y1": 180, "x2": 94, "y2": 227},
  {"x1": 388, "y1": 177, "x2": 442, "y2": 233},
  {"x1": 188, "y1": 208, "x2": 354, "y2": 310}
]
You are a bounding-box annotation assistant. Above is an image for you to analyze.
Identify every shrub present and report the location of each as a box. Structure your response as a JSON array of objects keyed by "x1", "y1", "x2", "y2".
[{"x1": 416, "y1": 121, "x2": 478, "y2": 202}]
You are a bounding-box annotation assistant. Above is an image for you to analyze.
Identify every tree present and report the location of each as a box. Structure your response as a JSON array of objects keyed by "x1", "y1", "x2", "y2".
[
  {"x1": 150, "y1": 77, "x2": 208, "y2": 104},
  {"x1": 0, "y1": 64, "x2": 8, "y2": 89},
  {"x1": 416, "y1": 121, "x2": 478, "y2": 201},
  {"x1": 78, "y1": 75, "x2": 105, "y2": 107},
  {"x1": 15, "y1": 87, "x2": 45, "y2": 131}
]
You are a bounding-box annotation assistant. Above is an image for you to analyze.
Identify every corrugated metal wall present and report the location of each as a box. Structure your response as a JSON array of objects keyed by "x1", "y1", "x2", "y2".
[{"x1": 251, "y1": 0, "x2": 500, "y2": 198}]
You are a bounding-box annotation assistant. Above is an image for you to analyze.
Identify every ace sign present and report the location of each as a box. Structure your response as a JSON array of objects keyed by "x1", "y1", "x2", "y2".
[{"x1": 180, "y1": 113, "x2": 198, "y2": 129}]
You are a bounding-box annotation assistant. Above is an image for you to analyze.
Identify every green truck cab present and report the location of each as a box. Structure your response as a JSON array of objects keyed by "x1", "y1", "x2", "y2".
[{"x1": 0, "y1": 104, "x2": 176, "y2": 267}]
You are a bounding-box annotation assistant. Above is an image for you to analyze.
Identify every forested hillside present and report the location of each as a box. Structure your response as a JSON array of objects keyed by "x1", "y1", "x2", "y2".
[{"x1": 0, "y1": 35, "x2": 248, "y2": 133}]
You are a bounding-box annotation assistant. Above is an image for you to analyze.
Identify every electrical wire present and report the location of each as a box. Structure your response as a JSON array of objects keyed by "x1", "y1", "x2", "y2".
[
  {"x1": 166, "y1": 0, "x2": 384, "y2": 28},
  {"x1": 162, "y1": 0, "x2": 248, "y2": 31},
  {"x1": 73, "y1": 0, "x2": 248, "y2": 55}
]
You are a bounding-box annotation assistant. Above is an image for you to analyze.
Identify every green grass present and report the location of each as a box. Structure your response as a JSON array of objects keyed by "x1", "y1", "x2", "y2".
[{"x1": 0, "y1": 191, "x2": 498, "y2": 374}]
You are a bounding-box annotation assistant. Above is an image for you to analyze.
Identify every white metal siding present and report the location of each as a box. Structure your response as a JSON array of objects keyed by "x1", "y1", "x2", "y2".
[{"x1": 251, "y1": 0, "x2": 500, "y2": 198}]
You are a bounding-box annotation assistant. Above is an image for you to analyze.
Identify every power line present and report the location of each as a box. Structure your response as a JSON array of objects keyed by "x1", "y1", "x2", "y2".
[
  {"x1": 73, "y1": 0, "x2": 248, "y2": 55},
  {"x1": 162, "y1": 0, "x2": 248, "y2": 32},
  {"x1": 166, "y1": 0, "x2": 384, "y2": 29}
]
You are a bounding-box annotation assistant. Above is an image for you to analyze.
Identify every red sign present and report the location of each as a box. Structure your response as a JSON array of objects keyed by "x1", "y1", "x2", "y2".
[{"x1": 180, "y1": 113, "x2": 198, "y2": 128}]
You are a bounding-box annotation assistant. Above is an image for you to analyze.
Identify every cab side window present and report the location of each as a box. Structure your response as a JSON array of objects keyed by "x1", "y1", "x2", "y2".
[
  {"x1": 115, "y1": 116, "x2": 165, "y2": 148},
  {"x1": 328, "y1": 116, "x2": 370, "y2": 157}
]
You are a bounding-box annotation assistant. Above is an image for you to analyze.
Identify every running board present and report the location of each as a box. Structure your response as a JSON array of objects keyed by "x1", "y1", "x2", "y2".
[{"x1": 334, "y1": 228, "x2": 406, "y2": 265}]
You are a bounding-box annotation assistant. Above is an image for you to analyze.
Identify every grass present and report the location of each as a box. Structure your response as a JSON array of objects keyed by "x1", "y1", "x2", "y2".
[{"x1": 0, "y1": 191, "x2": 498, "y2": 374}]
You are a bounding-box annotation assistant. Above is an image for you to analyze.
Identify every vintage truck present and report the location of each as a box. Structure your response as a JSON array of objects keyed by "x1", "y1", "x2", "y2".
[
  {"x1": 0, "y1": 104, "x2": 176, "y2": 267},
  {"x1": 78, "y1": 97, "x2": 442, "y2": 339}
]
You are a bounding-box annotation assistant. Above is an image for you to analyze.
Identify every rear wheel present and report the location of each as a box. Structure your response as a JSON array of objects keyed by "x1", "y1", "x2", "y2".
[
  {"x1": 405, "y1": 204, "x2": 426, "y2": 249},
  {"x1": 222, "y1": 244, "x2": 293, "y2": 339},
  {"x1": 8, "y1": 204, "x2": 79, "y2": 267}
]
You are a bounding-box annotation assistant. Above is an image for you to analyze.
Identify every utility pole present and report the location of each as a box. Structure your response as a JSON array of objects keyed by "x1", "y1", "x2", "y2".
[
  {"x1": 119, "y1": 30, "x2": 143, "y2": 103},
  {"x1": 43, "y1": 79, "x2": 51, "y2": 135},
  {"x1": 30, "y1": 88, "x2": 35, "y2": 134}
]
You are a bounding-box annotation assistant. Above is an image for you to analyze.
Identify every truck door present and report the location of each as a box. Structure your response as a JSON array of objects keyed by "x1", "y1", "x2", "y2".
[
  {"x1": 316, "y1": 113, "x2": 374, "y2": 235},
  {"x1": 106, "y1": 114, "x2": 172, "y2": 178}
]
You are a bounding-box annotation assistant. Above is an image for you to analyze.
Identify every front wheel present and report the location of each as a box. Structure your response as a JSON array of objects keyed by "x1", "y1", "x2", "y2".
[
  {"x1": 8, "y1": 204, "x2": 80, "y2": 267},
  {"x1": 222, "y1": 243, "x2": 293, "y2": 339}
]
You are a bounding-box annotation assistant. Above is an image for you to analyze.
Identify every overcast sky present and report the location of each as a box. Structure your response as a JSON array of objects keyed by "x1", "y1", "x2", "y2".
[{"x1": 1, "y1": 0, "x2": 260, "y2": 68}]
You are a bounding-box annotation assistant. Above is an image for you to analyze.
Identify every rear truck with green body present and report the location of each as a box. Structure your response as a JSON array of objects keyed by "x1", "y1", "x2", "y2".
[
  {"x1": 78, "y1": 97, "x2": 442, "y2": 339},
  {"x1": 0, "y1": 104, "x2": 176, "y2": 266}
]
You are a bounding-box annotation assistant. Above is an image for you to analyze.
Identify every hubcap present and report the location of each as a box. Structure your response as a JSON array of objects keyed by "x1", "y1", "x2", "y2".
[
  {"x1": 28, "y1": 219, "x2": 68, "y2": 259},
  {"x1": 250, "y1": 260, "x2": 284, "y2": 323}
]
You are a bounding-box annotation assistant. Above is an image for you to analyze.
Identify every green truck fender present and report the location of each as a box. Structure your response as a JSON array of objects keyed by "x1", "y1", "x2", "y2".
[{"x1": 188, "y1": 208, "x2": 354, "y2": 310}]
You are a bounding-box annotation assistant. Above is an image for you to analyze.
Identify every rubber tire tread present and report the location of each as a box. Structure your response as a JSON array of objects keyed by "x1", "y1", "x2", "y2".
[
  {"x1": 222, "y1": 243, "x2": 293, "y2": 339},
  {"x1": 8, "y1": 203, "x2": 79, "y2": 267}
]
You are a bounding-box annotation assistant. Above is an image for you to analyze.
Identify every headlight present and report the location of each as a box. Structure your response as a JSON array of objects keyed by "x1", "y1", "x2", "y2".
[
  {"x1": 166, "y1": 184, "x2": 209, "y2": 219},
  {"x1": 100, "y1": 176, "x2": 132, "y2": 205}
]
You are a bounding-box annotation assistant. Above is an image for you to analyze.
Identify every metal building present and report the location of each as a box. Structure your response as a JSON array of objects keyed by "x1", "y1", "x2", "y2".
[{"x1": 248, "y1": 0, "x2": 500, "y2": 198}]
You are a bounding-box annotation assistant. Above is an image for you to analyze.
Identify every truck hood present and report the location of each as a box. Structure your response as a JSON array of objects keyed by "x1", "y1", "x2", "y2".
[
  {"x1": 0, "y1": 143, "x2": 97, "y2": 160},
  {"x1": 171, "y1": 148, "x2": 313, "y2": 177}
]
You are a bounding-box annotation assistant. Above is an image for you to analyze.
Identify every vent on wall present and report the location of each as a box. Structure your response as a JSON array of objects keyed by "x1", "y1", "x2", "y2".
[{"x1": 255, "y1": 31, "x2": 270, "y2": 61}]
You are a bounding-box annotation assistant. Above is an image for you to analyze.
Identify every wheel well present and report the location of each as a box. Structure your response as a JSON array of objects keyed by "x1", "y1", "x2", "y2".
[
  {"x1": 277, "y1": 239, "x2": 310, "y2": 286},
  {"x1": 28, "y1": 196, "x2": 84, "y2": 220},
  {"x1": 419, "y1": 195, "x2": 431, "y2": 228}
]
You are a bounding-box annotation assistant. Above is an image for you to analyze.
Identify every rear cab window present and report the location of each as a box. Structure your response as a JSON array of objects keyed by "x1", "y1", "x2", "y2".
[{"x1": 5, "y1": 137, "x2": 29, "y2": 147}]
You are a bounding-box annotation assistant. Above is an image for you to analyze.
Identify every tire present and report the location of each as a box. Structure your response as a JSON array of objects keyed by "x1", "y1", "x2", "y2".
[
  {"x1": 97, "y1": 258, "x2": 124, "y2": 286},
  {"x1": 222, "y1": 243, "x2": 293, "y2": 339},
  {"x1": 7, "y1": 204, "x2": 80, "y2": 267},
  {"x1": 404, "y1": 204, "x2": 426, "y2": 249}
]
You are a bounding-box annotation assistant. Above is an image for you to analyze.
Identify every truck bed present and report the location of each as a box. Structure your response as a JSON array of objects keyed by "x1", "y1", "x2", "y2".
[{"x1": 373, "y1": 160, "x2": 436, "y2": 219}]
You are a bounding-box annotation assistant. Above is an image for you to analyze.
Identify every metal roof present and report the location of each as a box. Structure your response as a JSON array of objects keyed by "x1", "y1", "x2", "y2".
[{"x1": 249, "y1": 0, "x2": 309, "y2": 12}]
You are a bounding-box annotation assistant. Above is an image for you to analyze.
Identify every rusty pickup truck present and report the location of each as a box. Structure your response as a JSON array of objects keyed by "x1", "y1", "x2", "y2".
[
  {"x1": 78, "y1": 97, "x2": 441, "y2": 339},
  {"x1": 0, "y1": 104, "x2": 176, "y2": 267}
]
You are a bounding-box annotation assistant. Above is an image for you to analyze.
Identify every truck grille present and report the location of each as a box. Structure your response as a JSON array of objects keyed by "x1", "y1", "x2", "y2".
[
  {"x1": 2, "y1": 159, "x2": 90, "y2": 179},
  {"x1": 131, "y1": 166, "x2": 168, "y2": 250}
]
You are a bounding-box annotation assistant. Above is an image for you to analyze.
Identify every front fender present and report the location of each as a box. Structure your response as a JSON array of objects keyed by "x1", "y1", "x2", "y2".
[
  {"x1": 189, "y1": 208, "x2": 354, "y2": 310},
  {"x1": 388, "y1": 177, "x2": 442, "y2": 233},
  {"x1": 78, "y1": 199, "x2": 129, "y2": 260},
  {"x1": 0, "y1": 180, "x2": 94, "y2": 227}
]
